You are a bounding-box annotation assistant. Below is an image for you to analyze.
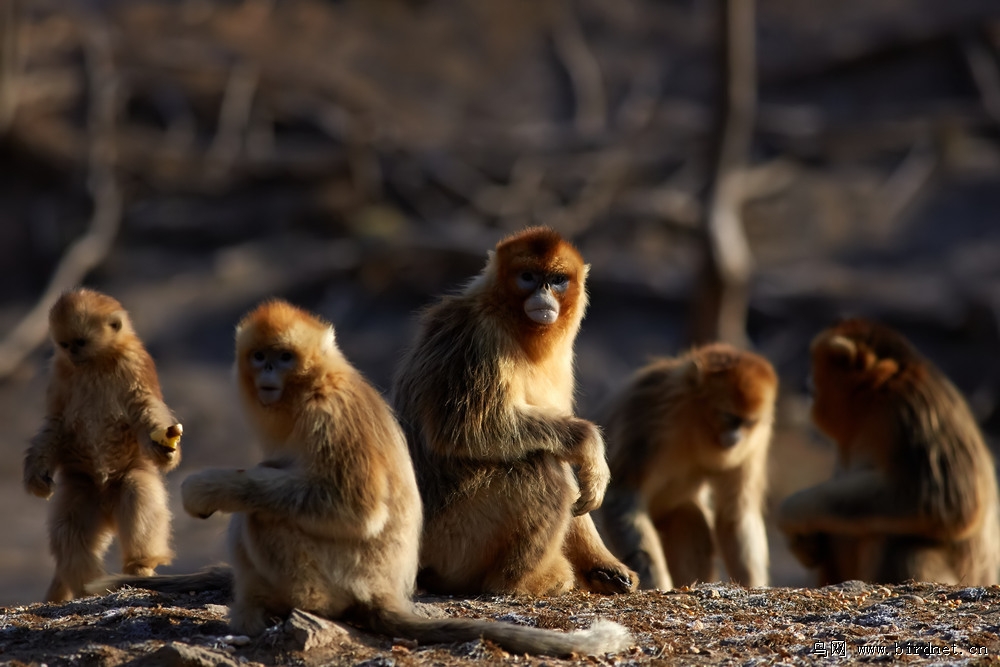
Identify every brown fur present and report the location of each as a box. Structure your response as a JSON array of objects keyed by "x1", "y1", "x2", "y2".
[
  {"x1": 779, "y1": 318, "x2": 1000, "y2": 585},
  {"x1": 90, "y1": 300, "x2": 632, "y2": 656},
  {"x1": 23, "y1": 288, "x2": 180, "y2": 601},
  {"x1": 595, "y1": 343, "x2": 776, "y2": 589},
  {"x1": 393, "y1": 227, "x2": 636, "y2": 596}
]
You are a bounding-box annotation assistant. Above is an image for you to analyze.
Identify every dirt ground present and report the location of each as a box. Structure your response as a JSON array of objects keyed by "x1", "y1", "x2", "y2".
[{"x1": 3, "y1": 581, "x2": 1000, "y2": 666}]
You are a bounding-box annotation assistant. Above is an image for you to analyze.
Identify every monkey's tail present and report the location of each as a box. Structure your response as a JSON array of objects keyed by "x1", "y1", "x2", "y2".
[
  {"x1": 86, "y1": 566, "x2": 234, "y2": 597},
  {"x1": 359, "y1": 604, "x2": 632, "y2": 657}
]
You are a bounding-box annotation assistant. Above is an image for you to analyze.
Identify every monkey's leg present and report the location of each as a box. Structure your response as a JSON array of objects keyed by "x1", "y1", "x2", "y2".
[
  {"x1": 595, "y1": 489, "x2": 671, "y2": 590},
  {"x1": 46, "y1": 474, "x2": 113, "y2": 601},
  {"x1": 421, "y1": 458, "x2": 576, "y2": 596},
  {"x1": 115, "y1": 465, "x2": 174, "y2": 576},
  {"x1": 655, "y1": 501, "x2": 716, "y2": 587},
  {"x1": 873, "y1": 537, "x2": 955, "y2": 585},
  {"x1": 226, "y1": 513, "x2": 290, "y2": 635},
  {"x1": 565, "y1": 513, "x2": 638, "y2": 593}
]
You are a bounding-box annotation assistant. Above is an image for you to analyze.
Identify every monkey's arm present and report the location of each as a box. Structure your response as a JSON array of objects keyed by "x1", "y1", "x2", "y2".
[
  {"x1": 712, "y1": 465, "x2": 769, "y2": 587},
  {"x1": 182, "y1": 465, "x2": 390, "y2": 540},
  {"x1": 595, "y1": 489, "x2": 672, "y2": 590},
  {"x1": 777, "y1": 470, "x2": 956, "y2": 540},
  {"x1": 24, "y1": 417, "x2": 64, "y2": 499},
  {"x1": 125, "y1": 360, "x2": 181, "y2": 471}
]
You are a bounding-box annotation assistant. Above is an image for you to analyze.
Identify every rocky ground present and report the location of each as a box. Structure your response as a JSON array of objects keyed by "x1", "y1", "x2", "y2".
[{"x1": 2, "y1": 581, "x2": 999, "y2": 666}]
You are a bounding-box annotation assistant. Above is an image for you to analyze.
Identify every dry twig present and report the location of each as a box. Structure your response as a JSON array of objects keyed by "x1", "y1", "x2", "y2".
[{"x1": 0, "y1": 19, "x2": 122, "y2": 379}]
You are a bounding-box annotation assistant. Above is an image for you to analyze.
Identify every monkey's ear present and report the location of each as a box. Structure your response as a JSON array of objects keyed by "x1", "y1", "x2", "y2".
[
  {"x1": 108, "y1": 310, "x2": 126, "y2": 332},
  {"x1": 321, "y1": 326, "x2": 337, "y2": 353},
  {"x1": 582, "y1": 263, "x2": 591, "y2": 279},
  {"x1": 867, "y1": 358, "x2": 899, "y2": 388},
  {"x1": 680, "y1": 356, "x2": 703, "y2": 386},
  {"x1": 823, "y1": 335, "x2": 857, "y2": 367}
]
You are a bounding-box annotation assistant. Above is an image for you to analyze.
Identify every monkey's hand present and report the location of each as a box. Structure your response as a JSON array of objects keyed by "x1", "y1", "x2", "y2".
[
  {"x1": 181, "y1": 469, "x2": 236, "y2": 519},
  {"x1": 568, "y1": 420, "x2": 611, "y2": 516},
  {"x1": 144, "y1": 424, "x2": 183, "y2": 469},
  {"x1": 23, "y1": 460, "x2": 54, "y2": 499}
]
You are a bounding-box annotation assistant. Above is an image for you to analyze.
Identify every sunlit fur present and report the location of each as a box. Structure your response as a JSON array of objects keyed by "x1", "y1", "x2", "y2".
[
  {"x1": 596, "y1": 343, "x2": 776, "y2": 589},
  {"x1": 779, "y1": 318, "x2": 1000, "y2": 585},
  {"x1": 393, "y1": 227, "x2": 636, "y2": 598},
  {"x1": 91, "y1": 299, "x2": 632, "y2": 656},
  {"x1": 23, "y1": 288, "x2": 180, "y2": 601}
]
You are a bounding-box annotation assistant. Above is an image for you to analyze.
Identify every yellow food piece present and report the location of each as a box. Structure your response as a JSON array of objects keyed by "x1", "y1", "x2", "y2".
[{"x1": 151, "y1": 423, "x2": 183, "y2": 450}]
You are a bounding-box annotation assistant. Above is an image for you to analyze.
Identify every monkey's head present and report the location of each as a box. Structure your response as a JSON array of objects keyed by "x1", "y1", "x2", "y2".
[
  {"x1": 483, "y1": 227, "x2": 589, "y2": 355},
  {"x1": 49, "y1": 288, "x2": 132, "y2": 365},
  {"x1": 682, "y1": 344, "x2": 777, "y2": 456},
  {"x1": 809, "y1": 318, "x2": 922, "y2": 444},
  {"x1": 235, "y1": 299, "x2": 340, "y2": 411}
]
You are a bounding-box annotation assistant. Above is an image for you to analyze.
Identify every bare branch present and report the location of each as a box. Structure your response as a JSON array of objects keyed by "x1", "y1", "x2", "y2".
[
  {"x1": 0, "y1": 19, "x2": 122, "y2": 379},
  {"x1": 551, "y1": 0, "x2": 606, "y2": 138},
  {"x1": 691, "y1": 0, "x2": 757, "y2": 347},
  {"x1": 0, "y1": 0, "x2": 22, "y2": 132},
  {"x1": 961, "y1": 32, "x2": 1000, "y2": 128},
  {"x1": 205, "y1": 60, "x2": 259, "y2": 184}
]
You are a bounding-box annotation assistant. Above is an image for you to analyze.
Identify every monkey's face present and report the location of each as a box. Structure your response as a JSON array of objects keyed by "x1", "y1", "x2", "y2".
[
  {"x1": 703, "y1": 384, "x2": 772, "y2": 453},
  {"x1": 515, "y1": 270, "x2": 570, "y2": 325},
  {"x1": 245, "y1": 347, "x2": 298, "y2": 405},
  {"x1": 51, "y1": 312, "x2": 124, "y2": 365},
  {"x1": 689, "y1": 351, "x2": 777, "y2": 454}
]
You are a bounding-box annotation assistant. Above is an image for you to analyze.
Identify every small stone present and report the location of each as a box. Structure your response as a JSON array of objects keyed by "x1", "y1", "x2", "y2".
[
  {"x1": 221, "y1": 634, "x2": 251, "y2": 646},
  {"x1": 708, "y1": 589, "x2": 721, "y2": 599},
  {"x1": 146, "y1": 643, "x2": 240, "y2": 667},
  {"x1": 283, "y1": 609, "x2": 352, "y2": 651},
  {"x1": 902, "y1": 595, "x2": 925, "y2": 605}
]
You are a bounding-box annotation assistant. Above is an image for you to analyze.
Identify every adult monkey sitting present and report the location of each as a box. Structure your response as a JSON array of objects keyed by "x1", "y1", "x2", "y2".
[{"x1": 393, "y1": 226, "x2": 636, "y2": 596}]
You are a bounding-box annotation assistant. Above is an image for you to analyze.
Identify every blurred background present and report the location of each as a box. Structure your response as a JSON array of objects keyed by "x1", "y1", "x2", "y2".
[{"x1": 2, "y1": 0, "x2": 1000, "y2": 604}]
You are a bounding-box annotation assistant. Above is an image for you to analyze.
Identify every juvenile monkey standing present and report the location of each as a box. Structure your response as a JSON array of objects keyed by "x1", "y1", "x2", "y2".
[
  {"x1": 779, "y1": 318, "x2": 1000, "y2": 585},
  {"x1": 595, "y1": 343, "x2": 777, "y2": 590},
  {"x1": 93, "y1": 300, "x2": 631, "y2": 656},
  {"x1": 393, "y1": 226, "x2": 636, "y2": 596},
  {"x1": 23, "y1": 287, "x2": 182, "y2": 602}
]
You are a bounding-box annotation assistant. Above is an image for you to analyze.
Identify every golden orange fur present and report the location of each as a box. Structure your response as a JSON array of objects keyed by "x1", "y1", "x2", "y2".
[
  {"x1": 596, "y1": 343, "x2": 776, "y2": 589},
  {"x1": 779, "y1": 318, "x2": 1000, "y2": 585},
  {"x1": 23, "y1": 287, "x2": 181, "y2": 601},
  {"x1": 393, "y1": 227, "x2": 636, "y2": 596},
  {"x1": 91, "y1": 299, "x2": 631, "y2": 656}
]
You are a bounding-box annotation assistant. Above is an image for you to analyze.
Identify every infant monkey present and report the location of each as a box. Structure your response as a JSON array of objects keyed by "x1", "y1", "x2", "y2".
[
  {"x1": 23, "y1": 287, "x2": 182, "y2": 601},
  {"x1": 596, "y1": 343, "x2": 776, "y2": 589}
]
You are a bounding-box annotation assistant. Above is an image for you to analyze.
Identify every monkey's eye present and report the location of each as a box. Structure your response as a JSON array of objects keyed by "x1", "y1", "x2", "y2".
[
  {"x1": 720, "y1": 413, "x2": 744, "y2": 431},
  {"x1": 549, "y1": 274, "x2": 569, "y2": 292},
  {"x1": 516, "y1": 272, "x2": 539, "y2": 291},
  {"x1": 252, "y1": 351, "x2": 266, "y2": 363},
  {"x1": 58, "y1": 342, "x2": 69, "y2": 349},
  {"x1": 74, "y1": 338, "x2": 87, "y2": 348},
  {"x1": 279, "y1": 351, "x2": 294, "y2": 363}
]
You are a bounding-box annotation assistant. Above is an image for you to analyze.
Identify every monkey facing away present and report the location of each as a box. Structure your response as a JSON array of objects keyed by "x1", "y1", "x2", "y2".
[
  {"x1": 595, "y1": 343, "x2": 776, "y2": 590},
  {"x1": 779, "y1": 318, "x2": 1000, "y2": 585},
  {"x1": 392, "y1": 227, "x2": 636, "y2": 596},
  {"x1": 92, "y1": 300, "x2": 631, "y2": 656},
  {"x1": 23, "y1": 287, "x2": 183, "y2": 602}
]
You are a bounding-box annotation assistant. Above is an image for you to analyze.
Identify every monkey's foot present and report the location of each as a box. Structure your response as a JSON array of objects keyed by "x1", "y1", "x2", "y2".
[{"x1": 580, "y1": 565, "x2": 637, "y2": 594}]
